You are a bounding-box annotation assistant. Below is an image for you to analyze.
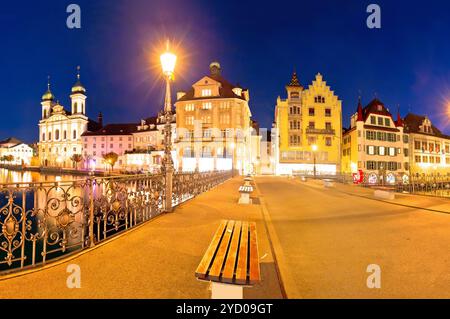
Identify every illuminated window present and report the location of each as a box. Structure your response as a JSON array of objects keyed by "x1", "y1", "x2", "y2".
[
  {"x1": 185, "y1": 104, "x2": 195, "y2": 112},
  {"x1": 186, "y1": 116, "x2": 195, "y2": 126},
  {"x1": 202, "y1": 102, "x2": 212, "y2": 110},
  {"x1": 201, "y1": 89, "x2": 212, "y2": 97}
]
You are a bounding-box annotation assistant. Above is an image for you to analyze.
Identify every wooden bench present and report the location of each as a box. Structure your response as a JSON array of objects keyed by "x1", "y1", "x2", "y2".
[
  {"x1": 195, "y1": 220, "x2": 261, "y2": 299},
  {"x1": 238, "y1": 185, "x2": 254, "y2": 204}
]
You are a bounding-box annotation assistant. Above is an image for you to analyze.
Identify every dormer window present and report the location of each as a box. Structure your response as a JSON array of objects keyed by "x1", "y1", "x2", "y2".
[
  {"x1": 232, "y1": 87, "x2": 242, "y2": 96},
  {"x1": 201, "y1": 89, "x2": 212, "y2": 97},
  {"x1": 377, "y1": 105, "x2": 383, "y2": 111}
]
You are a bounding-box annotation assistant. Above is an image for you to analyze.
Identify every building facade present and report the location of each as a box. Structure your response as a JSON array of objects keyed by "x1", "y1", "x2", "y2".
[
  {"x1": 38, "y1": 71, "x2": 101, "y2": 168},
  {"x1": 81, "y1": 123, "x2": 136, "y2": 170},
  {"x1": 0, "y1": 138, "x2": 34, "y2": 165},
  {"x1": 342, "y1": 98, "x2": 409, "y2": 184},
  {"x1": 403, "y1": 113, "x2": 450, "y2": 176},
  {"x1": 174, "y1": 62, "x2": 252, "y2": 174},
  {"x1": 273, "y1": 72, "x2": 342, "y2": 175}
]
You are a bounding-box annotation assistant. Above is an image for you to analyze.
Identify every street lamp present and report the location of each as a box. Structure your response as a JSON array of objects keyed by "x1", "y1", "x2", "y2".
[
  {"x1": 160, "y1": 42, "x2": 177, "y2": 213},
  {"x1": 312, "y1": 144, "x2": 318, "y2": 178}
]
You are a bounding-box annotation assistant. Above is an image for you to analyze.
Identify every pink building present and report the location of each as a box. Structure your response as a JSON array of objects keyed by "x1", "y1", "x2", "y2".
[{"x1": 82, "y1": 124, "x2": 137, "y2": 170}]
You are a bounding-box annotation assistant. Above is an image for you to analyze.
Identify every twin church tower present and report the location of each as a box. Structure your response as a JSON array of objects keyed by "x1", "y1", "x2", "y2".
[{"x1": 38, "y1": 68, "x2": 101, "y2": 168}]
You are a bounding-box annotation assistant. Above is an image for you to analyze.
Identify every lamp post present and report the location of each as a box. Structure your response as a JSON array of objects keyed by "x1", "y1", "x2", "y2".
[
  {"x1": 312, "y1": 144, "x2": 318, "y2": 179},
  {"x1": 160, "y1": 43, "x2": 177, "y2": 213}
]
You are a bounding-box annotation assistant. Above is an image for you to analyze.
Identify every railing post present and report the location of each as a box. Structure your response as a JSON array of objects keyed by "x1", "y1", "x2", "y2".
[
  {"x1": 88, "y1": 178, "x2": 95, "y2": 247},
  {"x1": 165, "y1": 166, "x2": 173, "y2": 213}
]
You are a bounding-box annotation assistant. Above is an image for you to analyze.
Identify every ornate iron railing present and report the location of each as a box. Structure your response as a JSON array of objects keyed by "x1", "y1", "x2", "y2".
[
  {"x1": 172, "y1": 170, "x2": 233, "y2": 205},
  {"x1": 0, "y1": 170, "x2": 232, "y2": 275}
]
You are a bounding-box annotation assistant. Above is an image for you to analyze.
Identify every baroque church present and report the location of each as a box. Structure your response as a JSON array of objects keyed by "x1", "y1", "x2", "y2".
[{"x1": 38, "y1": 68, "x2": 102, "y2": 168}]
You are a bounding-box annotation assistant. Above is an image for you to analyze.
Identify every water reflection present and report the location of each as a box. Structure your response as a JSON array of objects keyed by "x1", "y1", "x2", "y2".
[{"x1": 0, "y1": 168, "x2": 78, "y2": 184}]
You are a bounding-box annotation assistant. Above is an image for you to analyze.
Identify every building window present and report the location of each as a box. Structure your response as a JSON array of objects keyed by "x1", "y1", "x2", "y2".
[
  {"x1": 385, "y1": 118, "x2": 390, "y2": 127},
  {"x1": 389, "y1": 147, "x2": 396, "y2": 156},
  {"x1": 220, "y1": 114, "x2": 230, "y2": 125},
  {"x1": 314, "y1": 95, "x2": 325, "y2": 103},
  {"x1": 185, "y1": 104, "x2": 195, "y2": 112},
  {"x1": 201, "y1": 89, "x2": 212, "y2": 97},
  {"x1": 379, "y1": 146, "x2": 385, "y2": 156},
  {"x1": 370, "y1": 116, "x2": 376, "y2": 125},
  {"x1": 48, "y1": 132, "x2": 52, "y2": 141},
  {"x1": 202, "y1": 102, "x2": 212, "y2": 110},
  {"x1": 55, "y1": 130, "x2": 60, "y2": 140},
  {"x1": 367, "y1": 146, "x2": 375, "y2": 155},
  {"x1": 307, "y1": 136, "x2": 317, "y2": 145},
  {"x1": 309, "y1": 108, "x2": 315, "y2": 116},
  {"x1": 290, "y1": 92, "x2": 300, "y2": 99},
  {"x1": 325, "y1": 137, "x2": 332, "y2": 146},
  {"x1": 73, "y1": 130, "x2": 77, "y2": 139},
  {"x1": 367, "y1": 161, "x2": 377, "y2": 170},
  {"x1": 325, "y1": 122, "x2": 332, "y2": 130},
  {"x1": 378, "y1": 117, "x2": 383, "y2": 126},
  {"x1": 325, "y1": 108, "x2": 331, "y2": 117},
  {"x1": 308, "y1": 121, "x2": 315, "y2": 129},
  {"x1": 42, "y1": 133, "x2": 45, "y2": 141},
  {"x1": 185, "y1": 116, "x2": 194, "y2": 125}
]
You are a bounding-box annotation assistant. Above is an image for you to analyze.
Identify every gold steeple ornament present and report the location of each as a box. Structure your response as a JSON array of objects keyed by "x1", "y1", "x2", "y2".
[
  {"x1": 71, "y1": 65, "x2": 86, "y2": 94},
  {"x1": 42, "y1": 75, "x2": 55, "y2": 101}
]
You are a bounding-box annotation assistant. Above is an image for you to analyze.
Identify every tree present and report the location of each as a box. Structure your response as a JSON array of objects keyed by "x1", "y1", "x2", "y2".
[
  {"x1": 70, "y1": 154, "x2": 83, "y2": 169},
  {"x1": 4, "y1": 155, "x2": 14, "y2": 164},
  {"x1": 103, "y1": 152, "x2": 119, "y2": 172}
]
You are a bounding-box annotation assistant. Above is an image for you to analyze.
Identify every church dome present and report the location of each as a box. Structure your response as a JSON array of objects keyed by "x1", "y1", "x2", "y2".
[
  {"x1": 71, "y1": 80, "x2": 86, "y2": 94},
  {"x1": 71, "y1": 66, "x2": 86, "y2": 94},
  {"x1": 42, "y1": 77, "x2": 55, "y2": 101},
  {"x1": 42, "y1": 89, "x2": 55, "y2": 101}
]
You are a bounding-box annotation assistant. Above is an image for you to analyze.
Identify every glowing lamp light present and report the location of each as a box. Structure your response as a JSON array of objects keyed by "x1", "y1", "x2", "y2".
[
  {"x1": 160, "y1": 51, "x2": 177, "y2": 76},
  {"x1": 312, "y1": 144, "x2": 318, "y2": 152}
]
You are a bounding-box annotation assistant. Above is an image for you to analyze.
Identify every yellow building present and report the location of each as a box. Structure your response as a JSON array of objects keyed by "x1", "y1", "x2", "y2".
[
  {"x1": 342, "y1": 98, "x2": 409, "y2": 184},
  {"x1": 403, "y1": 113, "x2": 450, "y2": 176},
  {"x1": 174, "y1": 62, "x2": 252, "y2": 174},
  {"x1": 273, "y1": 72, "x2": 342, "y2": 175}
]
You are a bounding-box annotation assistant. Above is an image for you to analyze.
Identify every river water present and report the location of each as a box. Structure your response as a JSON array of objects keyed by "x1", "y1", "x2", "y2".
[{"x1": 0, "y1": 168, "x2": 80, "y2": 184}]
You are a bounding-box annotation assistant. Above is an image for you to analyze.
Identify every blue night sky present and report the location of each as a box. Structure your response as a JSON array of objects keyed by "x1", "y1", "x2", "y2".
[{"x1": 1, "y1": 0, "x2": 450, "y2": 143}]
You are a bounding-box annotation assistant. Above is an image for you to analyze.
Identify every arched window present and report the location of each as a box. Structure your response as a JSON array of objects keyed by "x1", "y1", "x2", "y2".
[
  {"x1": 55, "y1": 130, "x2": 60, "y2": 140},
  {"x1": 48, "y1": 132, "x2": 52, "y2": 141},
  {"x1": 63, "y1": 131, "x2": 67, "y2": 140},
  {"x1": 73, "y1": 130, "x2": 77, "y2": 139},
  {"x1": 42, "y1": 133, "x2": 45, "y2": 141},
  {"x1": 74, "y1": 102, "x2": 78, "y2": 114}
]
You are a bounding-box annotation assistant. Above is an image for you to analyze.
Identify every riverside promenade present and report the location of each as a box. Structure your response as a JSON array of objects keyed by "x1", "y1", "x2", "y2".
[{"x1": 0, "y1": 177, "x2": 283, "y2": 299}]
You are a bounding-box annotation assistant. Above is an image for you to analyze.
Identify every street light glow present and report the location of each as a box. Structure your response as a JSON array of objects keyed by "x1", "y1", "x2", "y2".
[
  {"x1": 312, "y1": 144, "x2": 318, "y2": 152},
  {"x1": 160, "y1": 51, "x2": 177, "y2": 76}
]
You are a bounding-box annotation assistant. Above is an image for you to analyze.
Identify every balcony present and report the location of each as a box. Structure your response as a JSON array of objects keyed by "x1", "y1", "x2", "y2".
[{"x1": 306, "y1": 128, "x2": 335, "y2": 135}]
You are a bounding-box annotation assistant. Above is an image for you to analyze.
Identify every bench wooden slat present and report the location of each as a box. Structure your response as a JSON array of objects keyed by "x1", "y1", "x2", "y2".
[
  {"x1": 248, "y1": 222, "x2": 261, "y2": 284},
  {"x1": 235, "y1": 221, "x2": 249, "y2": 284},
  {"x1": 221, "y1": 221, "x2": 242, "y2": 283},
  {"x1": 195, "y1": 220, "x2": 228, "y2": 279},
  {"x1": 208, "y1": 220, "x2": 235, "y2": 281}
]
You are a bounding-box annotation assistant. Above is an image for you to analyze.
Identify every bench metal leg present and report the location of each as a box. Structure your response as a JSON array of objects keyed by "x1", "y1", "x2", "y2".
[{"x1": 211, "y1": 282, "x2": 244, "y2": 299}]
